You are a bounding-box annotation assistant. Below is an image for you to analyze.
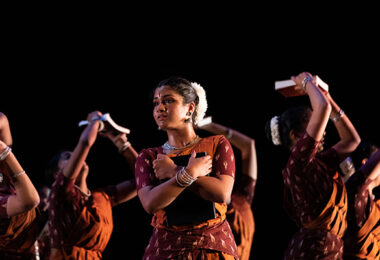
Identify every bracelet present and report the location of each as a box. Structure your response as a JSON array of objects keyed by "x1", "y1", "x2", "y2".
[
  {"x1": 12, "y1": 170, "x2": 26, "y2": 179},
  {"x1": 119, "y1": 141, "x2": 131, "y2": 153},
  {"x1": 330, "y1": 109, "x2": 345, "y2": 123},
  {"x1": 175, "y1": 167, "x2": 197, "y2": 187},
  {"x1": 226, "y1": 128, "x2": 233, "y2": 140},
  {"x1": 0, "y1": 146, "x2": 11, "y2": 161},
  {"x1": 302, "y1": 75, "x2": 312, "y2": 92}
]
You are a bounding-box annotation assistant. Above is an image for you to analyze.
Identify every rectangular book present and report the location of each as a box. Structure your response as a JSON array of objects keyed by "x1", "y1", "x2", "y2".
[
  {"x1": 275, "y1": 75, "x2": 329, "y2": 97},
  {"x1": 164, "y1": 152, "x2": 216, "y2": 226}
]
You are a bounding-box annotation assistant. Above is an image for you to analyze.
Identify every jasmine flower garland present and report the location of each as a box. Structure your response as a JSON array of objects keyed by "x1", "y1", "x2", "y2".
[{"x1": 191, "y1": 82, "x2": 208, "y2": 125}]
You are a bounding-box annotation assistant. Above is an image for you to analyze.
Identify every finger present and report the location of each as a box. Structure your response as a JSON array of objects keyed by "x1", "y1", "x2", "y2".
[{"x1": 156, "y1": 154, "x2": 165, "y2": 159}]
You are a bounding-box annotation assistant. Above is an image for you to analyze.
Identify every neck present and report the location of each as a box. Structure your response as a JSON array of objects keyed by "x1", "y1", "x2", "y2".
[{"x1": 167, "y1": 127, "x2": 197, "y2": 147}]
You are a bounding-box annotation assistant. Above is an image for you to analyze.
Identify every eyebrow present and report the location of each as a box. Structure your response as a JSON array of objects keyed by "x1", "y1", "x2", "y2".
[{"x1": 153, "y1": 94, "x2": 173, "y2": 100}]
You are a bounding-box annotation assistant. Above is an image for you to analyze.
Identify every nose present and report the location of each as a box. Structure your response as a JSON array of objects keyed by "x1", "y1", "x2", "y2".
[{"x1": 157, "y1": 102, "x2": 166, "y2": 112}]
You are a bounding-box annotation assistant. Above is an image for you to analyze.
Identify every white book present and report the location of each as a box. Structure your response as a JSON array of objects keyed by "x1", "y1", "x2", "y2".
[
  {"x1": 78, "y1": 113, "x2": 130, "y2": 134},
  {"x1": 275, "y1": 75, "x2": 329, "y2": 97}
]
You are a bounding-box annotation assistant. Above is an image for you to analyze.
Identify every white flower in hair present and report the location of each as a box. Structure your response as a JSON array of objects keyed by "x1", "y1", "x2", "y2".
[
  {"x1": 270, "y1": 116, "x2": 281, "y2": 145},
  {"x1": 191, "y1": 82, "x2": 208, "y2": 125}
]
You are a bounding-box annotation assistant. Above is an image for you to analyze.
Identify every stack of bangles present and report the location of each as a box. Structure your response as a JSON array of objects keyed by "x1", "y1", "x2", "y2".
[
  {"x1": 175, "y1": 167, "x2": 197, "y2": 187},
  {"x1": 0, "y1": 146, "x2": 11, "y2": 161},
  {"x1": 0, "y1": 146, "x2": 26, "y2": 179}
]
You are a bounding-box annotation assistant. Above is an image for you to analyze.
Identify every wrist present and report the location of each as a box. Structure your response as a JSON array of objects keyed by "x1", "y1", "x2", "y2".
[
  {"x1": 118, "y1": 141, "x2": 131, "y2": 153},
  {"x1": 175, "y1": 167, "x2": 197, "y2": 187},
  {"x1": 0, "y1": 146, "x2": 11, "y2": 161},
  {"x1": 302, "y1": 75, "x2": 312, "y2": 92},
  {"x1": 330, "y1": 109, "x2": 345, "y2": 123}
]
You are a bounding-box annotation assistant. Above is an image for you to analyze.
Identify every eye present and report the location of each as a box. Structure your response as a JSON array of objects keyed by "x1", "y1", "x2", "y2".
[
  {"x1": 61, "y1": 152, "x2": 71, "y2": 160},
  {"x1": 162, "y1": 99, "x2": 174, "y2": 105}
]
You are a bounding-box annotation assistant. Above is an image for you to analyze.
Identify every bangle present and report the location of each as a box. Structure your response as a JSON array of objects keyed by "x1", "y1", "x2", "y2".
[
  {"x1": 302, "y1": 75, "x2": 312, "y2": 92},
  {"x1": 175, "y1": 167, "x2": 197, "y2": 187},
  {"x1": 119, "y1": 141, "x2": 131, "y2": 153},
  {"x1": 0, "y1": 146, "x2": 11, "y2": 161},
  {"x1": 12, "y1": 170, "x2": 26, "y2": 179},
  {"x1": 226, "y1": 128, "x2": 233, "y2": 140},
  {"x1": 330, "y1": 109, "x2": 345, "y2": 122}
]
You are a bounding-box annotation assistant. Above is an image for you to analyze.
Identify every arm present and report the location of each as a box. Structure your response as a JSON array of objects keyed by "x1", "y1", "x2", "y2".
[
  {"x1": 326, "y1": 93, "x2": 361, "y2": 161},
  {"x1": 0, "y1": 113, "x2": 12, "y2": 146},
  {"x1": 291, "y1": 72, "x2": 331, "y2": 142},
  {"x1": 359, "y1": 149, "x2": 380, "y2": 193},
  {"x1": 198, "y1": 120, "x2": 257, "y2": 182},
  {"x1": 1, "y1": 141, "x2": 40, "y2": 217},
  {"x1": 137, "y1": 151, "x2": 212, "y2": 214},
  {"x1": 100, "y1": 131, "x2": 139, "y2": 172},
  {"x1": 190, "y1": 137, "x2": 235, "y2": 203},
  {"x1": 63, "y1": 111, "x2": 101, "y2": 182},
  {"x1": 100, "y1": 129, "x2": 139, "y2": 206}
]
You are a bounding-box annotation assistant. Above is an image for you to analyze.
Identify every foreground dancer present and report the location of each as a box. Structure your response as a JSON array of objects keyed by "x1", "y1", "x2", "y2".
[
  {"x1": 265, "y1": 72, "x2": 360, "y2": 258},
  {"x1": 47, "y1": 111, "x2": 137, "y2": 259},
  {"x1": 135, "y1": 77, "x2": 239, "y2": 259}
]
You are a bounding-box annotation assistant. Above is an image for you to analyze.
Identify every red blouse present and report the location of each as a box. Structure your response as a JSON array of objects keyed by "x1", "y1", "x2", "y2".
[{"x1": 135, "y1": 135, "x2": 239, "y2": 259}]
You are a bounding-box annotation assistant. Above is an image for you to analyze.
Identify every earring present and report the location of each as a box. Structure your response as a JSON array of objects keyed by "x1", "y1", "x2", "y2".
[{"x1": 185, "y1": 112, "x2": 192, "y2": 123}]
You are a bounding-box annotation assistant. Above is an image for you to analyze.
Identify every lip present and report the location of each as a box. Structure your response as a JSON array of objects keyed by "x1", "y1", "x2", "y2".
[{"x1": 156, "y1": 114, "x2": 167, "y2": 121}]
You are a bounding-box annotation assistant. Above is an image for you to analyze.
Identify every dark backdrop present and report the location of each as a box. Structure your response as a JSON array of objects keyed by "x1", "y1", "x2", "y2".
[{"x1": 2, "y1": 12, "x2": 379, "y2": 259}]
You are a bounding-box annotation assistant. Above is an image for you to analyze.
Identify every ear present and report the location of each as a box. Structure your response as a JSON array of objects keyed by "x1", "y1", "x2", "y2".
[
  {"x1": 187, "y1": 102, "x2": 196, "y2": 114},
  {"x1": 289, "y1": 129, "x2": 300, "y2": 147}
]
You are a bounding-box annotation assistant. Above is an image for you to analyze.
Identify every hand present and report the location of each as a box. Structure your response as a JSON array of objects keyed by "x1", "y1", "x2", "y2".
[
  {"x1": 291, "y1": 72, "x2": 313, "y2": 94},
  {"x1": 153, "y1": 154, "x2": 177, "y2": 180},
  {"x1": 186, "y1": 151, "x2": 212, "y2": 178},
  {"x1": 86, "y1": 111, "x2": 103, "y2": 122},
  {"x1": 0, "y1": 139, "x2": 7, "y2": 151}
]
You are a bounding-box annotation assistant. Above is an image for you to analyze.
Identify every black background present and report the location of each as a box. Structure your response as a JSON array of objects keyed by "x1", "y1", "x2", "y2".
[{"x1": 2, "y1": 7, "x2": 379, "y2": 259}]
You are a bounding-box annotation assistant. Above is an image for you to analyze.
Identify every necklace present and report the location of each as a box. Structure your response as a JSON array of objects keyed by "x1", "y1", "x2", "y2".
[{"x1": 163, "y1": 135, "x2": 199, "y2": 151}]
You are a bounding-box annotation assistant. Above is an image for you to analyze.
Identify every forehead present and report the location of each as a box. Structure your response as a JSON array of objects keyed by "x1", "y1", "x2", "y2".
[{"x1": 154, "y1": 85, "x2": 179, "y2": 98}]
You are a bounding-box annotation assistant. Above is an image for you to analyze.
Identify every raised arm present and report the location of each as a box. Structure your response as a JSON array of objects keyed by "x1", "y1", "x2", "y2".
[
  {"x1": 325, "y1": 93, "x2": 361, "y2": 161},
  {"x1": 0, "y1": 114, "x2": 40, "y2": 217},
  {"x1": 100, "y1": 131, "x2": 138, "y2": 206},
  {"x1": 63, "y1": 111, "x2": 101, "y2": 181},
  {"x1": 291, "y1": 72, "x2": 331, "y2": 142},
  {"x1": 359, "y1": 149, "x2": 380, "y2": 193}
]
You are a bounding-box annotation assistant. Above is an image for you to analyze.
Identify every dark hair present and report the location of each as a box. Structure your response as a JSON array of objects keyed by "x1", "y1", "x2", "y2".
[
  {"x1": 44, "y1": 150, "x2": 66, "y2": 185},
  {"x1": 155, "y1": 76, "x2": 199, "y2": 124},
  {"x1": 265, "y1": 106, "x2": 311, "y2": 149}
]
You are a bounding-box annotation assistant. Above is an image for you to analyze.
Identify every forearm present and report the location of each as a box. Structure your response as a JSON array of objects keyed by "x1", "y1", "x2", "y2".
[
  {"x1": 4, "y1": 152, "x2": 40, "y2": 216},
  {"x1": 328, "y1": 95, "x2": 361, "y2": 154},
  {"x1": 138, "y1": 177, "x2": 186, "y2": 214},
  {"x1": 113, "y1": 180, "x2": 137, "y2": 205},
  {"x1": 0, "y1": 113, "x2": 12, "y2": 146},
  {"x1": 192, "y1": 175, "x2": 234, "y2": 203},
  {"x1": 120, "y1": 146, "x2": 138, "y2": 172},
  {"x1": 305, "y1": 80, "x2": 331, "y2": 140}
]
